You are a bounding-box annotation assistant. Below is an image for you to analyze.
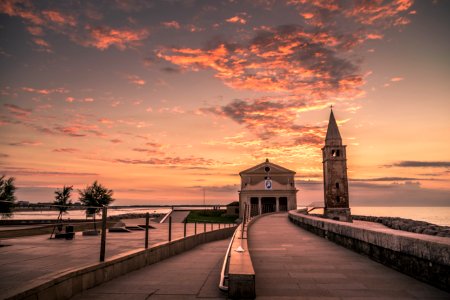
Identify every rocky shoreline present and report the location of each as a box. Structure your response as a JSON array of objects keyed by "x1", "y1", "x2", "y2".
[
  {"x1": 303, "y1": 211, "x2": 450, "y2": 238},
  {"x1": 351, "y1": 215, "x2": 450, "y2": 238}
]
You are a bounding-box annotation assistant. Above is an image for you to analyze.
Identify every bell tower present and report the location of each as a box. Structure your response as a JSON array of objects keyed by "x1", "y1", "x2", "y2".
[{"x1": 322, "y1": 108, "x2": 352, "y2": 222}]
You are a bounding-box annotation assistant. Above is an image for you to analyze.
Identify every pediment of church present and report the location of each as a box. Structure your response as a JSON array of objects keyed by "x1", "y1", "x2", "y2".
[{"x1": 239, "y1": 160, "x2": 295, "y2": 176}]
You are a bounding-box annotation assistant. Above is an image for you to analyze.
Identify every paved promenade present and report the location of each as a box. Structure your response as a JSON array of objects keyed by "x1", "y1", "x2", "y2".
[
  {"x1": 71, "y1": 238, "x2": 228, "y2": 300},
  {"x1": 248, "y1": 213, "x2": 449, "y2": 299},
  {"x1": 0, "y1": 221, "x2": 227, "y2": 297}
]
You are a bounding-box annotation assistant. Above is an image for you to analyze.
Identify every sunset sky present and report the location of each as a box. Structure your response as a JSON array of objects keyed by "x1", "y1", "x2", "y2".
[{"x1": 0, "y1": 0, "x2": 449, "y2": 206}]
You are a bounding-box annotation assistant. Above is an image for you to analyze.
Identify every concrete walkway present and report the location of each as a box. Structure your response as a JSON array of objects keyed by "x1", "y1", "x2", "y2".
[
  {"x1": 71, "y1": 238, "x2": 229, "y2": 300},
  {"x1": 248, "y1": 213, "x2": 449, "y2": 299},
  {"x1": 0, "y1": 222, "x2": 229, "y2": 297}
]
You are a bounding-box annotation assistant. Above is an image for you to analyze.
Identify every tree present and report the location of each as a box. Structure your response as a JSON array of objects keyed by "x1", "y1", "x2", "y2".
[
  {"x1": 0, "y1": 175, "x2": 16, "y2": 217},
  {"x1": 78, "y1": 181, "x2": 114, "y2": 231},
  {"x1": 50, "y1": 185, "x2": 73, "y2": 238},
  {"x1": 54, "y1": 185, "x2": 73, "y2": 214}
]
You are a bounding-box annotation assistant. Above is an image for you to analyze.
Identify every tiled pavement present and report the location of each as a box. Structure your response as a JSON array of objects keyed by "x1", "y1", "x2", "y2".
[
  {"x1": 71, "y1": 238, "x2": 229, "y2": 300},
  {"x1": 248, "y1": 213, "x2": 449, "y2": 300}
]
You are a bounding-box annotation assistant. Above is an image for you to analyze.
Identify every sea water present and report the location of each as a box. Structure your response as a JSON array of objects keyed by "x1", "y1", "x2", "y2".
[{"x1": 300, "y1": 206, "x2": 450, "y2": 226}]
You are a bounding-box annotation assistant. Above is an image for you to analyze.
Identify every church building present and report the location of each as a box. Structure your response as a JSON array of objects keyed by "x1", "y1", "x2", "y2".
[
  {"x1": 322, "y1": 109, "x2": 352, "y2": 222},
  {"x1": 238, "y1": 159, "x2": 298, "y2": 219}
]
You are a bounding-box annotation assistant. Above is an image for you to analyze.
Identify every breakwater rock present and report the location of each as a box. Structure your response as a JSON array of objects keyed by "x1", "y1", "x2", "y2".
[{"x1": 352, "y1": 215, "x2": 450, "y2": 238}]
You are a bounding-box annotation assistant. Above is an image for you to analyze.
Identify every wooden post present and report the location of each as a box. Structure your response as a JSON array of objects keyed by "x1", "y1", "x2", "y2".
[
  {"x1": 184, "y1": 220, "x2": 187, "y2": 237},
  {"x1": 100, "y1": 206, "x2": 107, "y2": 262},
  {"x1": 219, "y1": 223, "x2": 221, "y2": 229},
  {"x1": 195, "y1": 222, "x2": 197, "y2": 234},
  {"x1": 145, "y1": 212, "x2": 149, "y2": 249},
  {"x1": 204, "y1": 222, "x2": 206, "y2": 232},
  {"x1": 211, "y1": 223, "x2": 213, "y2": 231},
  {"x1": 168, "y1": 216, "x2": 172, "y2": 242}
]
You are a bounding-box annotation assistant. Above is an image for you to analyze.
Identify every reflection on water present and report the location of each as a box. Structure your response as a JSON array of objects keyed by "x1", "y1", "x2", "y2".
[{"x1": 1, "y1": 207, "x2": 171, "y2": 220}]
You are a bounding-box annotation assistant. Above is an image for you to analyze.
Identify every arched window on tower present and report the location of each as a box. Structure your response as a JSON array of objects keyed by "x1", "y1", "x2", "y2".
[{"x1": 335, "y1": 182, "x2": 339, "y2": 189}]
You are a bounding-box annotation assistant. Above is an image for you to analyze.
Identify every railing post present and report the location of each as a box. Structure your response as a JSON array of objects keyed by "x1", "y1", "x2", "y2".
[
  {"x1": 184, "y1": 220, "x2": 187, "y2": 237},
  {"x1": 168, "y1": 216, "x2": 172, "y2": 242},
  {"x1": 219, "y1": 223, "x2": 221, "y2": 229},
  {"x1": 211, "y1": 223, "x2": 213, "y2": 231},
  {"x1": 100, "y1": 206, "x2": 107, "y2": 262},
  {"x1": 145, "y1": 212, "x2": 149, "y2": 249},
  {"x1": 204, "y1": 222, "x2": 206, "y2": 232},
  {"x1": 195, "y1": 222, "x2": 197, "y2": 234}
]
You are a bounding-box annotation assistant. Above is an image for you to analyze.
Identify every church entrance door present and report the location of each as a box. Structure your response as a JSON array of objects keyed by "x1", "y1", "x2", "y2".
[{"x1": 261, "y1": 197, "x2": 276, "y2": 214}]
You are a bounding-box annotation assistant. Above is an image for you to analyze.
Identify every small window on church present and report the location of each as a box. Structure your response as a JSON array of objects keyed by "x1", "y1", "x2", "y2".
[
  {"x1": 335, "y1": 182, "x2": 339, "y2": 189},
  {"x1": 336, "y1": 150, "x2": 340, "y2": 157},
  {"x1": 336, "y1": 196, "x2": 340, "y2": 203},
  {"x1": 331, "y1": 150, "x2": 336, "y2": 157}
]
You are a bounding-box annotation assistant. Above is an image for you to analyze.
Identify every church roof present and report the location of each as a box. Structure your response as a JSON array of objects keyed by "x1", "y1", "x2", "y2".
[
  {"x1": 239, "y1": 159, "x2": 295, "y2": 175},
  {"x1": 325, "y1": 109, "x2": 342, "y2": 145}
]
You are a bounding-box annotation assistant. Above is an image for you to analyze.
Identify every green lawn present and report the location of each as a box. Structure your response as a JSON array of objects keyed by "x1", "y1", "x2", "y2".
[{"x1": 185, "y1": 210, "x2": 238, "y2": 224}]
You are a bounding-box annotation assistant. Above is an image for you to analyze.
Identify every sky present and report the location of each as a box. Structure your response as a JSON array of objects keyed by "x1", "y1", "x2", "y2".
[{"x1": 0, "y1": 0, "x2": 449, "y2": 207}]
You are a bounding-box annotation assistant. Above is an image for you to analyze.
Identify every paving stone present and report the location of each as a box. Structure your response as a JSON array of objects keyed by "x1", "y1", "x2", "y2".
[{"x1": 248, "y1": 213, "x2": 449, "y2": 299}]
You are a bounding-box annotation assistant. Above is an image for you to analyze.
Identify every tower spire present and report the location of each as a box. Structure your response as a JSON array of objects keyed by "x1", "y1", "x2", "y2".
[{"x1": 325, "y1": 108, "x2": 342, "y2": 145}]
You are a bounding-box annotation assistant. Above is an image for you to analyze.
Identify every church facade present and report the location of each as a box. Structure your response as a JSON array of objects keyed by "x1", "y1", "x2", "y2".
[{"x1": 238, "y1": 159, "x2": 298, "y2": 219}]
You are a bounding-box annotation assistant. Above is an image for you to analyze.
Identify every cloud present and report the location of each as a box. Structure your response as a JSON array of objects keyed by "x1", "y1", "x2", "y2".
[
  {"x1": 127, "y1": 74, "x2": 146, "y2": 86},
  {"x1": 110, "y1": 139, "x2": 123, "y2": 144},
  {"x1": 157, "y1": 26, "x2": 363, "y2": 96},
  {"x1": 115, "y1": 156, "x2": 217, "y2": 167},
  {"x1": 4, "y1": 103, "x2": 32, "y2": 119},
  {"x1": 22, "y1": 87, "x2": 68, "y2": 95},
  {"x1": 0, "y1": 153, "x2": 9, "y2": 158},
  {"x1": 52, "y1": 148, "x2": 79, "y2": 153},
  {"x1": 161, "y1": 20, "x2": 181, "y2": 29},
  {"x1": 156, "y1": 1, "x2": 414, "y2": 145},
  {"x1": 390, "y1": 76, "x2": 404, "y2": 82},
  {"x1": 390, "y1": 161, "x2": 450, "y2": 168},
  {"x1": 9, "y1": 141, "x2": 42, "y2": 146},
  {"x1": 42, "y1": 10, "x2": 76, "y2": 26},
  {"x1": 132, "y1": 148, "x2": 164, "y2": 156},
  {"x1": 0, "y1": 0, "x2": 44, "y2": 25},
  {"x1": 226, "y1": 13, "x2": 248, "y2": 24},
  {"x1": 189, "y1": 184, "x2": 239, "y2": 193},
  {"x1": 3, "y1": 167, "x2": 97, "y2": 176},
  {"x1": 84, "y1": 25, "x2": 149, "y2": 50}
]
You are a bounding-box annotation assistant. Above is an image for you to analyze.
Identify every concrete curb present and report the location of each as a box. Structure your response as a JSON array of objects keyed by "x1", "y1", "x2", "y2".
[{"x1": 3, "y1": 227, "x2": 236, "y2": 300}]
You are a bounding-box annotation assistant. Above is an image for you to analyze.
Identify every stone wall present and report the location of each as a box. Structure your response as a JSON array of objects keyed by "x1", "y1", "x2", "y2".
[{"x1": 288, "y1": 211, "x2": 450, "y2": 292}]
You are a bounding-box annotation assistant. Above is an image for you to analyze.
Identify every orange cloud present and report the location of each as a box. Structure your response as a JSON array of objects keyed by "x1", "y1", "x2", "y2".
[
  {"x1": 390, "y1": 76, "x2": 404, "y2": 82},
  {"x1": 158, "y1": 26, "x2": 363, "y2": 98},
  {"x1": 0, "y1": 0, "x2": 43, "y2": 25},
  {"x1": 226, "y1": 14, "x2": 247, "y2": 24},
  {"x1": 31, "y1": 37, "x2": 52, "y2": 52},
  {"x1": 127, "y1": 74, "x2": 146, "y2": 86},
  {"x1": 116, "y1": 156, "x2": 217, "y2": 167},
  {"x1": 22, "y1": 87, "x2": 68, "y2": 94},
  {"x1": 42, "y1": 10, "x2": 76, "y2": 26},
  {"x1": 85, "y1": 26, "x2": 149, "y2": 50}
]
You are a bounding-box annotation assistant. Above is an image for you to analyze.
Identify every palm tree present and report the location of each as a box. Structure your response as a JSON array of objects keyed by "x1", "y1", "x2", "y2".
[
  {"x1": 78, "y1": 181, "x2": 114, "y2": 231},
  {"x1": 0, "y1": 175, "x2": 16, "y2": 217},
  {"x1": 51, "y1": 185, "x2": 73, "y2": 238}
]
